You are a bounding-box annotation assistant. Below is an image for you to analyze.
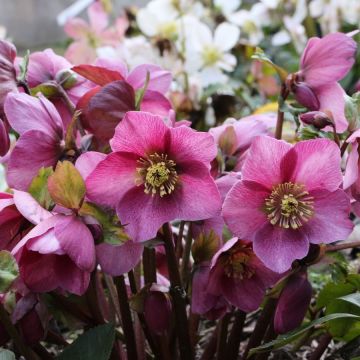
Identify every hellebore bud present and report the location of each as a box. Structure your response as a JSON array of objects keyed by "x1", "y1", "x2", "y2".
[
  {"x1": 299, "y1": 111, "x2": 333, "y2": 130},
  {"x1": 292, "y1": 82, "x2": 320, "y2": 110},
  {"x1": 55, "y1": 69, "x2": 78, "y2": 90}
]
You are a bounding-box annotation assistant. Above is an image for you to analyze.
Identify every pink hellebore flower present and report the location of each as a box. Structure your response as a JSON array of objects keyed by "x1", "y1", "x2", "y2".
[
  {"x1": 87, "y1": 111, "x2": 222, "y2": 242},
  {"x1": 293, "y1": 32, "x2": 357, "y2": 133},
  {"x1": 23, "y1": 49, "x2": 92, "y2": 127},
  {"x1": 12, "y1": 191, "x2": 96, "y2": 295},
  {"x1": 4, "y1": 93, "x2": 64, "y2": 191},
  {"x1": 344, "y1": 129, "x2": 360, "y2": 193},
  {"x1": 64, "y1": 2, "x2": 128, "y2": 64},
  {"x1": 0, "y1": 118, "x2": 10, "y2": 157},
  {"x1": 222, "y1": 136, "x2": 353, "y2": 273},
  {"x1": 207, "y1": 238, "x2": 281, "y2": 312}
]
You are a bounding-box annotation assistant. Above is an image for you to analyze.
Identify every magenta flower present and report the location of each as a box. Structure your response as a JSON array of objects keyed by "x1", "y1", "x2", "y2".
[
  {"x1": 12, "y1": 210, "x2": 95, "y2": 295},
  {"x1": 293, "y1": 32, "x2": 357, "y2": 132},
  {"x1": 64, "y1": 2, "x2": 128, "y2": 64},
  {"x1": 274, "y1": 271, "x2": 312, "y2": 334},
  {"x1": 222, "y1": 136, "x2": 353, "y2": 273},
  {"x1": 4, "y1": 93, "x2": 64, "y2": 190},
  {"x1": 207, "y1": 238, "x2": 281, "y2": 312},
  {"x1": 87, "y1": 111, "x2": 222, "y2": 242},
  {"x1": 0, "y1": 118, "x2": 10, "y2": 157},
  {"x1": 343, "y1": 129, "x2": 360, "y2": 192}
]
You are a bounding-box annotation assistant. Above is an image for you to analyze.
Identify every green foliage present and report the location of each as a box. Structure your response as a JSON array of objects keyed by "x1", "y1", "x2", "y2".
[
  {"x1": 28, "y1": 166, "x2": 54, "y2": 209},
  {"x1": 57, "y1": 323, "x2": 115, "y2": 360},
  {"x1": 0, "y1": 349, "x2": 15, "y2": 360},
  {"x1": 0, "y1": 251, "x2": 19, "y2": 293}
]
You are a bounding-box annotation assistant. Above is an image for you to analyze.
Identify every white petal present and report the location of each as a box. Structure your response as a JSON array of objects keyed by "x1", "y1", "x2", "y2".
[
  {"x1": 214, "y1": 22, "x2": 240, "y2": 51},
  {"x1": 136, "y1": 8, "x2": 158, "y2": 36},
  {"x1": 272, "y1": 30, "x2": 291, "y2": 46},
  {"x1": 200, "y1": 67, "x2": 227, "y2": 87}
]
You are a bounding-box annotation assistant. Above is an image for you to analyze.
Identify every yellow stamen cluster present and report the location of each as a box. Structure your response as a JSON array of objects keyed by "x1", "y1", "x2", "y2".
[
  {"x1": 202, "y1": 45, "x2": 222, "y2": 67},
  {"x1": 136, "y1": 153, "x2": 178, "y2": 197},
  {"x1": 265, "y1": 182, "x2": 314, "y2": 230}
]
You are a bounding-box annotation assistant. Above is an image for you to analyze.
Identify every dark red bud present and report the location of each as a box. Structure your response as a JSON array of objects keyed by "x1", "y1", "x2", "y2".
[
  {"x1": 293, "y1": 83, "x2": 320, "y2": 110},
  {"x1": 299, "y1": 111, "x2": 333, "y2": 129}
]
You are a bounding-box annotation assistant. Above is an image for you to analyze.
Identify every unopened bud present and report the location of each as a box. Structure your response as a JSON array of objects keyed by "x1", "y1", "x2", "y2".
[
  {"x1": 55, "y1": 69, "x2": 78, "y2": 90},
  {"x1": 299, "y1": 111, "x2": 333, "y2": 129},
  {"x1": 293, "y1": 82, "x2": 320, "y2": 110}
]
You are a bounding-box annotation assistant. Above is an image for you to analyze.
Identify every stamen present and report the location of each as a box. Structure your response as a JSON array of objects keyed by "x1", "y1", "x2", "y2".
[
  {"x1": 136, "y1": 153, "x2": 178, "y2": 197},
  {"x1": 265, "y1": 182, "x2": 314, "y2": 230}
]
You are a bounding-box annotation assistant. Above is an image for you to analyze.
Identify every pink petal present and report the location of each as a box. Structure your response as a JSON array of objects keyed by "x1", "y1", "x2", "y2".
[
  {"x1": 343, "y1": 142, "x2": 359, "y2": 189},
  {"x1": 88, "y1": 2, "x2": 108, "y2": 33},
  {"x1": 4, "y1": 93, "x2": 63, "y2": 137},
  {"x1": 316, "y1": 82, "x2": 348, "y2": 133},
  {"x1": 7, "y1": 130, "x2": 62, "y2": 191},
  {"x1": 86, "y1": 152, "x2": 138, "y2": 209},
  {"x1": 110, "y1": 111, "x2": 168, "y2": 156},
  {"x1": 96, "y1": 241, "x2": 143, "y2": 276},
  {"x1": 13, "y1": 190, "x2": 52, "y2": 225},
  {"x1": 168, "y1": 125, "x2": 218, "y2": 165},
  {"x1": 303, "y1": 189, "x2": 353, "y2": 244},
  {"x1": 0, "y1": 120, "x2": 10, "y2": 157},
  {"x1": 241, "y1": 136, "x2": 291, "y2": 189},
  {"x1": 65, "y1": 41, "x2": 97, "y2": 65},
  {"x1": 222, "y1": 180, "x2": 269, "y2": 240},
  {"x1": 64, "y1": 18, "x2": 90, "y2": 39},
  {"x1": 127, "y1": 64, "x2": 172, "y2": 93},
  {"x1": 94, "y1": 58, "x2": 128, "y2": 78},
  {"x1": 75, "y1": 151, "x2": 106, "y2": 180},
  {"x1": 300, "y1": 33, "x2": 357, "y2": 87},
  {"x1": 140, "y1": 90, "x2": 172, "y2": 117},
  {"x1": 290, "y1": 138, "x2": 342, "y2": 192},
  {"x1": 54, "y1": 215, "x2": 95, "y2": 271},
  {"x1": 253, "y1": 224, "x2": 309, "y2": 273}
]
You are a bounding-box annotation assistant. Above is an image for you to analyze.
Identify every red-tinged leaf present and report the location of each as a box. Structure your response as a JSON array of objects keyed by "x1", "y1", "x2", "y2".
[
  {"x1": 48, "y1": 160, "x2": 86, "y2": 210},
  {"x1": 85, "y1": 80, "x2": 135, "y2": 141},
  {"x1": 72, "y1": 65, "x2": 125, "y2": 86}
]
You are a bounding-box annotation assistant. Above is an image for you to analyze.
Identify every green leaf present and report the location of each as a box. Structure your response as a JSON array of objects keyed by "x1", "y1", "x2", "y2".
[
  {"x1": 248, "y1": 313, "x2": 360, "y2": 356},
  {"x1": 30, "y1": 83, "x2": 59, "y2": 98},
  {"x1": 251, "y1": 47, "x2": 288, "y2": 82},
  {"x1": 339, "y1": 293, "x2": 360, "y2": 308},
  {"x1": 48, "y1": 161, "x2": 86, "y2": 210},
  {"x1": 57, "y1": 323, "x2": 115, "y2": 360},
  {"x1": 192, "y1": 230, "x2": 221, "y2": 264},
  {"x1": 0, "y1": 348, "x2": 16, "y2": 360},
  {"x1": 317, "y1": 282, "x2": 355, "y2": 309},
  {"x1": 17, "y1": 50, "x2": 30, "y2": 83},
  {"x1": 0, "y1": 251, "x2": 19, "y2": 293},
  {"x1": 28, "y1": 167, "x2": 54, "y2": 209}
]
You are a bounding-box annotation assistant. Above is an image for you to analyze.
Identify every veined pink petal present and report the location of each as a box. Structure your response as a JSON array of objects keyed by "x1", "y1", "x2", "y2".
[
  {"x1": 343, "y1": 142, "x2": 359, "y2": 190},
  {"x1": 290, "y1": 139, "x2": 342, "y2": 192},
  {"x1": 7, "y1": 130, "x2": 62, "y2": 191},
  {"x1": 303, "y1": 189, "x2": 353, "y2": 244},
  {"x1": 140, "y1": 90, "x2": 172, "y2": 117},
  {"x1": 127, "y1": 64, "x2": 172, "y2": 94},
  {"x1": 316, "y1": 82, "x2": 348, "y2": 133},
  {"x1": 222, "y1": 180, "x2": 269, "y2": 240},
  {"x1": 13, "y1": 190, "x2": 52, "y2": 225},
  {"x1": 253, "y1": 224, "x2": 309, "y2": 273},
  {"x1": 54, "y1": 216, "x2": 95, "y2": 271},
  {"x1": 300, "y1": 33, "x2": 357, "y2": 87},
  {"x1": 241, "y1": 136, "x2": 291, "y2": 189},
  {"x1": 110, "y1": 111, "x2": 168, "y2": 155},
  {"x1": 96, "y1": 241, "x2": 143, "y2": 276},
  {"x1": 86, "y1": 152, "x2": 138, "y2": 209},
  {"x1": 75, "y1": 151, "x2": 106, "y2": 180},
  {"x1": 4, "y1": 93, "x2": 63, "y2": 137}
]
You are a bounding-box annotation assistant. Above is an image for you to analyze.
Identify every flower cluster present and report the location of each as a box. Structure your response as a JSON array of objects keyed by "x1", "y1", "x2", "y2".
[{"x1": 0, "y1": 1, "x2": 359, "y2": 359}]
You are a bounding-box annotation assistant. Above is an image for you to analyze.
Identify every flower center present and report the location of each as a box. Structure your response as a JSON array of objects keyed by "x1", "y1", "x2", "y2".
[
  {"x1": 136, "y1": 153, "x2": 178, "y2": 197},
  {"x1": 157, "y1": 21, "x2": 178, "y2": 39},
  {"x1": 222, "y1": 243, "x2": 255, "y2": 280},
  {"x1": 265, "y1": 182, "x2": 314, "y2": 230},
  {"x1": 202, "y1": 45, "x2": 222, "y2": 67}
]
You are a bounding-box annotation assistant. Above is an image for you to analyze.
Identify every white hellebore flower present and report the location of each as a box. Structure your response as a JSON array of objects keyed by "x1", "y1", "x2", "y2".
[
  {"x1": 0, "y1": 164, "x2": 7, "y2": 192},
  {"x1": 184, "y1": 21, "x2": 240, "y2": 87},
  {"x1": 229, "y1": 3, "x2": 269, "y2": 46},
  {"x1": 214, "y1": 0, "x2": 241, "y2": 18},
  {"x1": 136, "y1": 0, "x2": 180, "y2": 40}
]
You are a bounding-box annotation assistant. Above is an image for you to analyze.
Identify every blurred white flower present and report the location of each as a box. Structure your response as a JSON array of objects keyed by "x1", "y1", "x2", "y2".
[
  {"x1": 0, "y1": 26, "x2": 6, "y2": 40},
  {"x1": 0, "y1": 164, "x2": 7, "y2": 192},
  {"x1": 214, "y1": 0, "x2": 241, "y2": 18},
  {"x1": 184, "y1": 20, "x2": 240, "y2": 86},
  {"x1": 229, "y1": 3, "x2": 269, "y2": 46}
]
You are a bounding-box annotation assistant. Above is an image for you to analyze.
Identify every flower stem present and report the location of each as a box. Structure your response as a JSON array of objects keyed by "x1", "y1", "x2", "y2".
[
  {"x1": 200, "y1": 325, "x2": 219, "y2": 360},
  {"x1": 162, "y1": 222, "x2": 194, "y2": 359},
  {"x1": 225, "y1": 310, "x2": 246, "y2": 360},
  {"x1": 275, "y1": 85, "x2": 289, "y2": 140},
  {"x1": 308, "y1": 333, "x2": 332, "y2": 360},
  {"x1": 176, "y1": 220, "x2": 186, "y2": 262},
  {"x1": 180, "y1": 222, "x2": 193, "y2": 284},
  {"x1": 115, "y1": 275, "x2": 138, "y2": 360},
  {"x1": 86, "y1": 271, "x2": 105, "y2": 324},
  {"x1": 0, "y1": 302, "x2": 39, "y2": 360},
  {"x1": 326, "y1": 241, "x2": 360, "y2": 252},
  {"x1": 216, "y1": 313, "x2": 231, "y2": 360},
  {"x1": 243, "y1": 297, "x2": 278, "y2": 359},
  {"x1": 143, "y1": 247, "x2": 157, "y2": 284}
]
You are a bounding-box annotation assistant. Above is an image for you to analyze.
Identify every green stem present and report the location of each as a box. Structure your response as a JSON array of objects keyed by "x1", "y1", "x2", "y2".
[
  {"x1": 275, "y1": 85, "x2": 290, "y2": 140},
  {"x1": 115, "y1": 275, "x2": 138, "y2": 360},
  {"x1": 162, "y1": 222, "x2": 194, "y2": 359},
  {"x1": 0, "y1": 302, "x2": 39, "y2": 360}
]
